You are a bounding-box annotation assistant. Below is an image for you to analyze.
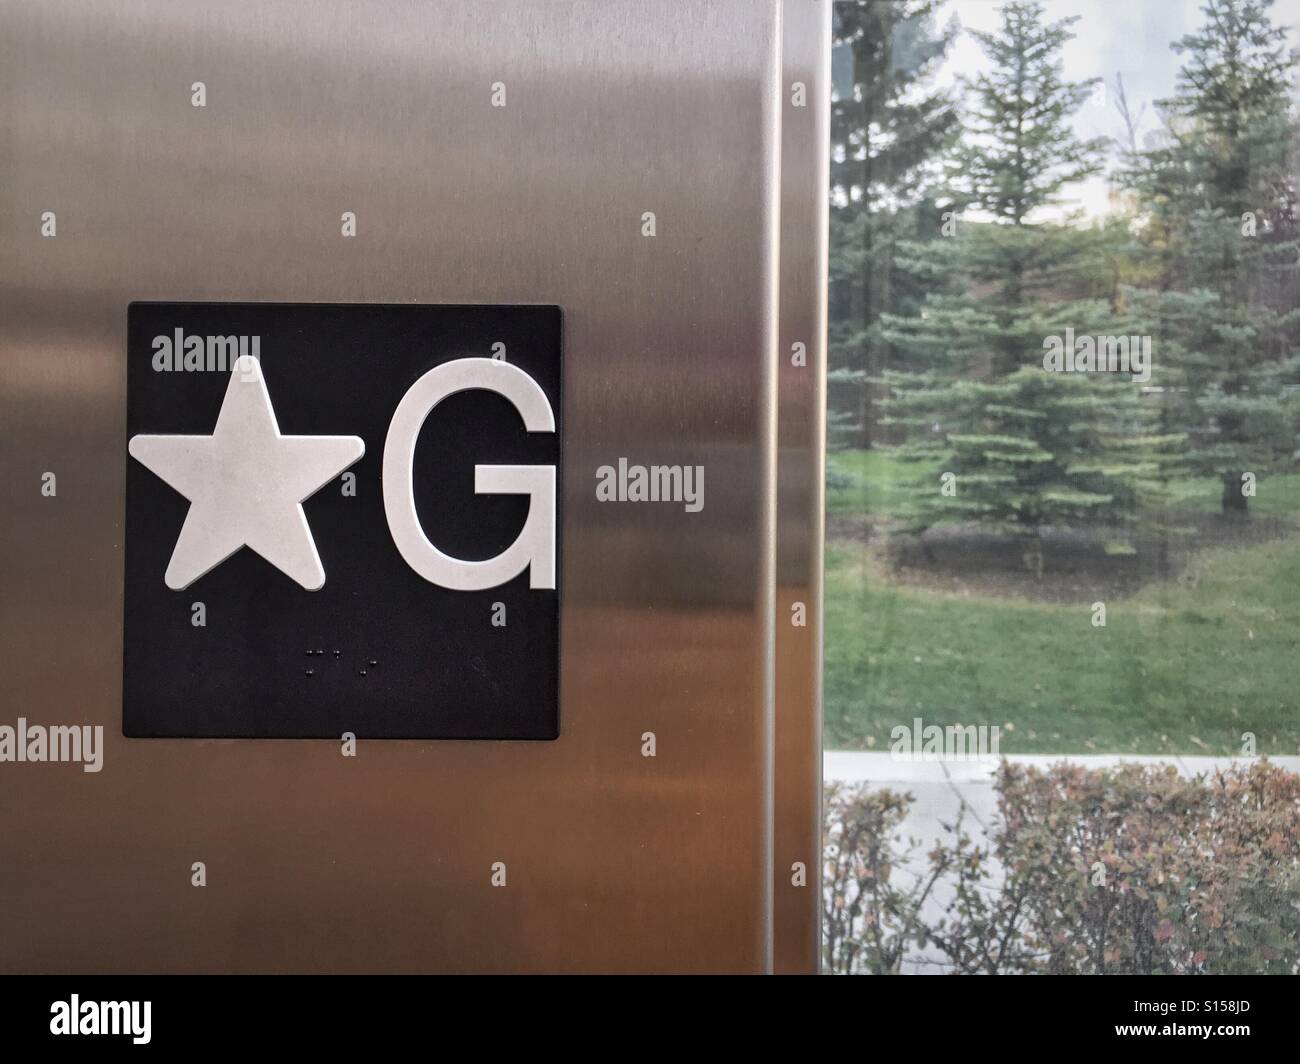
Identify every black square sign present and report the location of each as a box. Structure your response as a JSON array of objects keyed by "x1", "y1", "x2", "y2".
[{"x1": 122, "y1": 302, "x2": 562, "y2": 739}]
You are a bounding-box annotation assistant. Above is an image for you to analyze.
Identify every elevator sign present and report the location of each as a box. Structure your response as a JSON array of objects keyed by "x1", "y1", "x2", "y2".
[{"x1": 122, "y1": 302, "x2": 562, "y2": 740}]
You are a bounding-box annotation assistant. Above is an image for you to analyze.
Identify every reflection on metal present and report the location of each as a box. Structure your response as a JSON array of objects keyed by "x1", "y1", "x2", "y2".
[
  {"x1": 775, "y1": 0, "x2": 830, "y2": 974},
  {"x1": 0, "y1": 0, "x2": 823, "y2": 972}
]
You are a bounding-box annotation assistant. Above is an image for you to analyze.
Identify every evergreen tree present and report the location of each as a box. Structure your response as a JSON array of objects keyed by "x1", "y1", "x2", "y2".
[
  {"x1": 1122, "y1": 0, "x2": 1300, "y2": 514},
  {"x1": 828, "y1": 0, "x2": 959, "y2": 449},
  {"x1": 881, "y1": 1, "x2": 1178, "y2": 547}
]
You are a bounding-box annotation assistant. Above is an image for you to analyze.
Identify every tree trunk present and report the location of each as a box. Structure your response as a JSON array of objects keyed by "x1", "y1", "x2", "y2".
[
  {"x1": 859, "y1": 88, "x2": 876, "y2": 450},
  {"x1": 1221, "y1": 471, "x2": 1249, "y2": 516},
  {"x1": 858, "y1": 218, "x2": 876, "y2": 450},
  {"x1": 1022, "y1": 533, "x2": 1045, "y2": 580},
  {"x1": 857, "y1": 379, "x2": 872, "y2": 450}
]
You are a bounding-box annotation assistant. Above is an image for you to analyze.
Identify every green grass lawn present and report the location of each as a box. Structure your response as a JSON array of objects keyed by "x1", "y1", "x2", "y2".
[
  {"x1": 1164, "y1": 469, "x2": 1300, "y2": 516},
  {"x1": 826, "y1": 449, "x2": 921, "y2": 516},
  {"x1": 825, "y1": 450, "x2": 1300, "y2": 755}
]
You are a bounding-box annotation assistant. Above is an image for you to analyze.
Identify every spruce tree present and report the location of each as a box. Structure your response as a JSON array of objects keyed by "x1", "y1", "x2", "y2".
[
  {"x1": 828, "y1": 0, "x2": 958, "y2": 449},
  {"x1": 881, "y1": 1, "x2": 1178, "y2": 549},
  {"x1": 1122, "y1": 0, "x2": 1300, "y2": 514}
]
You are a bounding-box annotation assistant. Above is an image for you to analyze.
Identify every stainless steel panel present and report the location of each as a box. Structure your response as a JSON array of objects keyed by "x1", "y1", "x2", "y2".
[
  {"x1": 0, "y1": 0, "x2": 790, "y2": 972},
  {"x1": 774, "y1": 0, "x2": 829, "y2": 974}
]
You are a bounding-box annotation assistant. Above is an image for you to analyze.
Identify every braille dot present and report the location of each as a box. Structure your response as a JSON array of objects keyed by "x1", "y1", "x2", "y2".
[
  {"x1": 368, "y1": 659, "x2": 377, "y2": 667},
  {"x1": 306, "y1": 669, "x2": 314, "y2": 677},
  {"x1": 359, "y1": 669, "x2": 368, "y2": 677},
  {"x1": 333, "y1": 650, "x2": 341, "y2": 657}
]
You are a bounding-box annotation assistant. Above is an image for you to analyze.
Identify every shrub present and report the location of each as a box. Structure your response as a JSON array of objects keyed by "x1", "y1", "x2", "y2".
[
  {"x1": 823, "y1": 760, "x2": 1300, "y2": 974},
  {"x1": 823, "y1": 782, "x2": 933, "y2": 974}
]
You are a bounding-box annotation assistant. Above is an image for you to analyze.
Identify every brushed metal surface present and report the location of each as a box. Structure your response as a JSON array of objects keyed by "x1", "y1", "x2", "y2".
[
  {"x1": 774, "y1": 0, "x2": 829, "y2": 974},
  {"x1": 0, "y1": 0, "x2": 789, "y2": 972}
]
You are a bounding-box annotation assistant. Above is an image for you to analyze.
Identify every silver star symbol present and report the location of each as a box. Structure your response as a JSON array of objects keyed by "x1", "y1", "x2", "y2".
[{"x1": 129, "y1": 355, "x2": 364, "y2": 591}]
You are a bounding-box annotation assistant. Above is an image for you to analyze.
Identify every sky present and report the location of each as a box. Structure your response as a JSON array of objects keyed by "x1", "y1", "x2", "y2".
[{"x1": 835, "y1": 0, "x2": 1299, "y2": 223}]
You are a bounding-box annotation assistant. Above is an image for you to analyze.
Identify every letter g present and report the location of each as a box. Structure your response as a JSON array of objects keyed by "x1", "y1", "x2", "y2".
[{"x1": 381, "y1": 358, "x2": 556, "y2": 590}]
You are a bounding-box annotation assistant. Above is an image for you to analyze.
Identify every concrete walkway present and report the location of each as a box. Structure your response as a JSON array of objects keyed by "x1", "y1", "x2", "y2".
[
  {"x1": 825, "y1": 751, "x2": 1300, "y2": 827},
  {"x1": 826, "y1": 750, "x2": 1300, "y2": 782},
  {"x1": 825, "y1": 750, "x2": 1300, "y2": 854}
]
